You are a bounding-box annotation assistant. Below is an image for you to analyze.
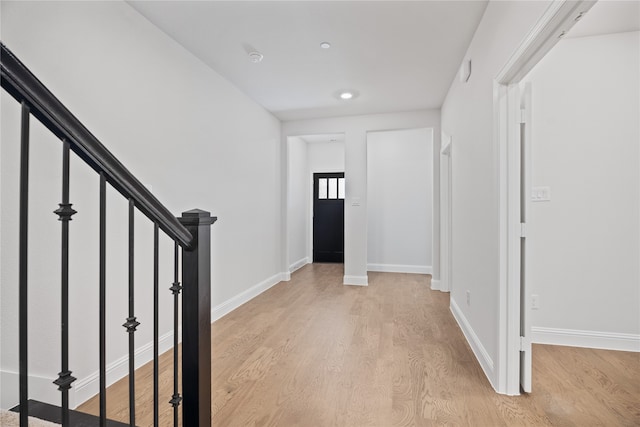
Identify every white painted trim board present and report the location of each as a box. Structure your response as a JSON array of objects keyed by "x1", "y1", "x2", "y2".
[
  {"x1": 450, "y1": 297, "x2": 496, "y2": 391},
  {"x1": 0, "y1": 271, "x2": 289, "y2": 410},
  {"x1": 367, "y1": 264, "x2": 432, "y2": 275},
  {"x1": 1, "y1": 328, "x2": 179, "y2": 410},
  {"x1": 430, "y1": 279, "x2": 449, "y2": 293},
  {"x1": 289, "y1": 257, "x2": 309, "y2": 274},
  {"x1": 532, "y1": 327, "x2": 640, "y2": 352},
  {"x1": 343, "y1": 275, "x2": 368, "y2": 286},
  {"x1": 211, "y1": 272, "x2": 287, "y2": 322}
]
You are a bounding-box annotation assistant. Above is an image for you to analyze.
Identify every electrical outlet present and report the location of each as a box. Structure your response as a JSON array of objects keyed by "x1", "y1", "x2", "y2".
[
  {"x1": 532, "y1": 294, "x2": 540, "y2": 310},
  {"x1": 466, "y1": 290, "x2": 471, "y2": 306}
]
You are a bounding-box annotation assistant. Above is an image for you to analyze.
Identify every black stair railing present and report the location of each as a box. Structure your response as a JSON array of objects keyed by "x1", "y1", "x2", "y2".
[{"x1": 1, "y1": 42, "x2": 215, "y2": 427}]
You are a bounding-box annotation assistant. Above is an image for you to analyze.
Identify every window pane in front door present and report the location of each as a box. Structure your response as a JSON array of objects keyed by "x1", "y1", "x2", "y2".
[
  {"x1": 328, "y1": 178, "x2": 338, "y2": 199},
  {"x1": 318, "y1": 178, "x2": 327, "y2": 199}
]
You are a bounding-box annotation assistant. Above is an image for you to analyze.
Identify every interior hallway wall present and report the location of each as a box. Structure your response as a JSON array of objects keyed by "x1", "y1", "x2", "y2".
[
  {"x1": 440, "y1": 0, "x2": 553, "y2": 391},
  {"x1": 524, "y1": 31, "x2": 640, "y2": 351},
  {"x1": 308, "y1": 141, "x2": 346, "y2": 174},
  {"x1": 367, "y1": 128, "x2": 433, "y2": 273},
  {"x1": 1, "y1": 0, "x2": 282, "y2": 408}
]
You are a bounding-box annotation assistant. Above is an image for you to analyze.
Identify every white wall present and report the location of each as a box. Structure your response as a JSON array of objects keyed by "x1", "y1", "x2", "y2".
[
  {"x1": 367, "y1": 128, "x2": 433, "y2": 273},
  {"x1": 282, "y1": 110, "x2": 440, "y2": 286},
  {"x1": 307, "y1": 141, "x2": 345, "y2": 174},
  {"x1": 1, "y1": 0, "x2": 282, "y2": 408},
  {"x1": 287, "y1": 137, "x2": 308, "y2": 270},
  {"x1": 440, "y1": 0, "x2": 552, "y2": 391},
  {"x1": 524, "y1": 31, "x2": 640, "y2": 350}
]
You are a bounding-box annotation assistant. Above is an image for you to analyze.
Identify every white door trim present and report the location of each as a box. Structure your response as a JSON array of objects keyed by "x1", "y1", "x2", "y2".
[
  {"x1": 438, "y1": 132, "x2": 452, "y2": 293},
  {"x1": 494, "y1": 0, "x2": 596, "y2": 395},
  {"x1": 520, "y1": 81, "x2": 533, "y2": 393}
]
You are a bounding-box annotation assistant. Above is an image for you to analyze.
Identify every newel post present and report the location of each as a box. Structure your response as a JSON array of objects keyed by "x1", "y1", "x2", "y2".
[{"x1": 179, "y1": 209, "x2": 216, "y2": 427}]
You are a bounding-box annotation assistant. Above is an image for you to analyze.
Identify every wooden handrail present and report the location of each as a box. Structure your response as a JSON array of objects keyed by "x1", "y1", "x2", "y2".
[{"x1": 0, "y1": 42, "x2": 194, "y2": 250}]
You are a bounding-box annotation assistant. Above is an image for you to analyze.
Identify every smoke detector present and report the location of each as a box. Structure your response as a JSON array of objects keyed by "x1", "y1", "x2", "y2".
[{"x1": 248, "y1": 51, "x2": 264, "y2": 63}]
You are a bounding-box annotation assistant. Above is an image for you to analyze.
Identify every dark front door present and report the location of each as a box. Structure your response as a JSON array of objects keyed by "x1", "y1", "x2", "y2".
[{"x1": 313, "y1": 172, "x2": 345, "y2": 263}]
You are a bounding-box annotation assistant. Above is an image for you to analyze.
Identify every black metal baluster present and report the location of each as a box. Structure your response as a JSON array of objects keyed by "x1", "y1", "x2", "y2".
[
  {"x1": 99, "y1": 172, "x2": 107, "y2": 427},
  {"x1": 53, "y1": 140, "x2": 77, "y2": 426},
  {"x1": 19, "y1": 102, "x2": 30, "y2": 427},
  {"x1": 123, "y1": 199, "x2": 139, "y2": 427},
  {"x1": 153, "y1": 224, "x2": 159, "y2": 427},
  {"x1": 169, "y1": 242, "x2": 182, "y2": 426}
]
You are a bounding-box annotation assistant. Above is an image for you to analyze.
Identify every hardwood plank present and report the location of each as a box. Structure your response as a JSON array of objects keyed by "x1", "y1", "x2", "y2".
[{"x1": 78, "y1": 264, "x2": 640, "y2": 426}]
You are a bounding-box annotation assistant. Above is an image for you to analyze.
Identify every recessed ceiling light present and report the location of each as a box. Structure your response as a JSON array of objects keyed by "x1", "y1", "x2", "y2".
[
  {"x1": 248, "y1": 51, "x2": 263, "y2": 63},
  {"x1": 320, "y1": 42, "x2": 331, "y2": 49},
  {"x1": 335, "y1": 89, "x2": 359, "y2": 101}
]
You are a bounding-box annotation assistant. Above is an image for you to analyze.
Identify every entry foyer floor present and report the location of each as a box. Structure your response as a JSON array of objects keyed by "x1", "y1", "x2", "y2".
[{"x1": 79, "y1": 263, "x2": 640, "y2": 426}]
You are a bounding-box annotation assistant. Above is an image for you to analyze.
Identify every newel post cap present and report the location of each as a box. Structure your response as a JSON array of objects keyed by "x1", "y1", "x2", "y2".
[{"x1": 179, "y1": 208, "x2": 217, "y2": 226}]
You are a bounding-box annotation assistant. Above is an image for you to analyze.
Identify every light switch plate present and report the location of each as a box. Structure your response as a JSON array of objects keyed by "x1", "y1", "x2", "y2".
[{"x1": 532, "y1": 186, "x2": 551, "y2": 202}]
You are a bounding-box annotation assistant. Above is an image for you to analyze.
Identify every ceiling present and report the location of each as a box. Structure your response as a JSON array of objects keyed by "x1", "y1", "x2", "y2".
[
  {"x1": 567, "y1": 0, "x2": 640, "y2": 39},
  {"x1": 128, "y1": 1, "x2": 488, "y2": 121}
]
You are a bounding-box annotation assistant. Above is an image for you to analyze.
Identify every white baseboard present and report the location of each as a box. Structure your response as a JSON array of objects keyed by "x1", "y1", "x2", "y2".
[
  {"x1": 1, "y1": 272, "x2": 289, "y2": 410},
  {"x1": 289, "y1": 257, "x2": 309, "y2": 274},
  {"x1": 0, "y1": 327, "x2": 178, "y2": 410},
  {"x1": 77, "y1": 271, "x2": 287, "y2": 408},
  {"x1": 1, "y1": 371, "x2": 59, "y2": 410},
  {"x1": 211, "y1": 272, "x2": 285, "y2": 322},
  {"x1": 343, "y1": 275, "x2": 368, "y2": 286},
  {"x1": 531, "y1": 327, "x2": 640, "y2": 352},
  {"x1": 367, "y1": 263, "x2": 432, "y2": 274},
  {"x1": 431, "y1": 279, "x2": 448, "y2": 292},
  {"x1": 450, "y1": 298, "x2": 496, "y2": 389},
  {"x1": 72, "y1": 328, "x2": 178, "y2": 408},
  {"x1": 77, "y1": 272, "x2": 286, "y2": 408}
]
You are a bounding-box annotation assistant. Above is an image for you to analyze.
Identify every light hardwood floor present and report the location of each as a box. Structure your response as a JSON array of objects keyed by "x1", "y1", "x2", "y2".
[{"x1": 78, "y1": 263, "x2": 640, "y2": 426}]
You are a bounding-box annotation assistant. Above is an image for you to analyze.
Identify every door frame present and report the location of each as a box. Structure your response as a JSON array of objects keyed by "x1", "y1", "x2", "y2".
[
  {"x1": 439, "y1": 133, "x2": 452, "y2": 292},
  {"x1": 494, "y1": 0, "x2": 596, "y2": 395}
]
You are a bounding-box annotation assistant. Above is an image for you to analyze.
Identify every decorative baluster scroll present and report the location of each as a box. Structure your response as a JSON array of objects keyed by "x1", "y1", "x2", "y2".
[
  {"x1": 123, "y1": 199, "x2": 140, "y2": 427},
  {"x1": 53, "y1": 140, "x2": 77, "y2": 426},
  {"x1": 169, "y1": 242, "x2": 183, "y2": 426}
]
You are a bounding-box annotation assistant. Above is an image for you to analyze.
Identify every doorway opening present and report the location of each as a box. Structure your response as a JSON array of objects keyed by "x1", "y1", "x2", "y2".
[
  {"x1": 312, "y1": 172, "x2": 345, "y2": 263},
  {"x1": 518, "y1": 1, "x2": 639, "y2": 394},
  {"x1": 492, "y1": 0, "x2": 640, "y2": 395},
  {"x1": 286, "y1": 134, "x2": 345, "y2": 273}
]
